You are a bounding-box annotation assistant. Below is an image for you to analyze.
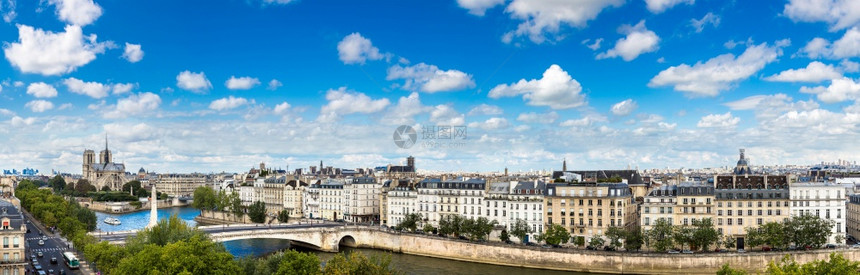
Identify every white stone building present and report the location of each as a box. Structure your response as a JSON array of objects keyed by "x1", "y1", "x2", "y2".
[
  {"x1": 319, "y1": 179, "x2": 345, "y2": 221},
  {"x1": 640, "y1": 184, "x2": 677, "y2": 231},
  {"x1": 303, "y1": 180, "x2": 321, "y2": 219},
  {"x1": 284, "y1": 179, "x2": 307, "y2": 218},
  {"x1": 343, "y1": 177, "x2": 382, "y2": 223},
  {"x1": 387, "y1": 185, "x2": 417, "y2": 226},
  {"x1": 416, "y1": 178, "x2": 486, "y2": 228},
  {"x1": 790, "y1": 183, "x2": 846, "y2": 245}
]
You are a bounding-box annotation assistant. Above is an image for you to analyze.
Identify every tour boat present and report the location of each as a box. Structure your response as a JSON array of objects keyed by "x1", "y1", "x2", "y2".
[{"x1": 103, "y1": 217, "x2": 121, "y2": 225}]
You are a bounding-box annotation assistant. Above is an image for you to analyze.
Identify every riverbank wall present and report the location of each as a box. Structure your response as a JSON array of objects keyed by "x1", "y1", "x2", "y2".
[
  {"x1": 194, "y1": 210, "x2": 251, "y2": 225},
  {"x1": 345, "y1": 228, "x2": 859, "y2": 274}
]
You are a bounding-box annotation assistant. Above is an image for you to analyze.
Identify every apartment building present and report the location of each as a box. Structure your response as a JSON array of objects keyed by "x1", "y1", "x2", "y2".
[
  {"x1": 303, "y1": 180, "x2": 321, "y2": 219},
  {"x1": 847, "y1": 194, "x2": 860, "y2": 241},
  {"x1": 262, "y1": 176, "x2": 286, "y2": 215},
  {"x1": 387, "y1": 185, "x2": 417, "y2": 226},
  {"x1": 416, "y1": 178, "x2": 486, "y2": 228},
  {"x1": 343, "y1": 177, "x2": 382, "y2": 223},
  {"x1": 790, "y1": 183, "x2": 846, "y2": 244},
  {"x1": 641, "y1": 185, "x2": 677, "y2": 231},
  {"x1": 545, "y1": 182, "x2": 636, "y2": 242},
  {"x1": 0, "y1": 201, "x2": 25, "y2": 275},
  {"x1": 283, "y1": 179, "x2": 307, "y2": 218},
  {"x1": 675, "y1": 182, "x2": 715, "y2": 227},
  {"x1": 714, "y1": 175, "x2": 790, "y2": 248},
  {"x1": 319, "y1": 179, "x2": 345, "y2": 221},
  {"x1": 153, "y1": 173, "x2": 206, "y2": 197}
]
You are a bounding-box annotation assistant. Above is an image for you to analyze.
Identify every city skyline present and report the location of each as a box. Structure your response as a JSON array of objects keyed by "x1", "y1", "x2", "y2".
[{"x1": 2, "y1": 0, "x2": 860, "y2": 173}]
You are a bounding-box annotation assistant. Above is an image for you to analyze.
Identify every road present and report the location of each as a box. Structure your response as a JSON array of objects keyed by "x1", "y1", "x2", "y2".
[{"x1": 24, "y1": 219, "x2": 80, "y2": 275}]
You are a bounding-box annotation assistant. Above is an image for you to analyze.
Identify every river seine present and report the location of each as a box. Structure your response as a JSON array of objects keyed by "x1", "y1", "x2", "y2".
[{"x1": 96, "y1": 206, "x2": 584, "y2": 274}]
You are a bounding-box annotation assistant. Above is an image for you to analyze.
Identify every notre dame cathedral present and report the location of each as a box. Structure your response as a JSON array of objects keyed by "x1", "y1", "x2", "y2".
[{"x1": 82, "y1": 136, "x2": 127, "y2": 191}]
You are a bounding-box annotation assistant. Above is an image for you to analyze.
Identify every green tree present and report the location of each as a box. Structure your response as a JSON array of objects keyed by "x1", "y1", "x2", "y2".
[
  {"x1": 573, "y1": 236, "x2": 586, "y2": 247},
  {"x1": 692, "y1": 218, "x2": 720, "y2": 251},
  {"x1": 588, "y1": 234, "x2": 605, "y2": 248},
  {"x1": 126, "y1": 214, "x2": 206, "y2": 249},
  {"x1": 193, "y1": 186, "x2": 217, "y2": 210},
  {"x1": 509, "y1": 219, "x2": 531, "y2": 243},
  {"x1": 716, "y1": 263, "x2": 748, "y2": 275},
  {"x1": 760, "y1": 221, "x2": 788, "y2": 250},
  {"x1": 49, "y1": 175, "x2": 66, "y2": 193},
  {"x1": 100, "y1": 185, "x2": 111, "y2": 192},
  {"x1": 438, "y1": 215, "x2": 465, "y2": 237},
  {"x1": 230, "y1": 191, "x2": 244, "y2": 221},
  {"x1": 248, "y1": 201, "x2": 267, "y2": 223},
  {"x1": 648, "y1": 218, "x2": 675, "y2": 252},
  {"x1": 321, "y1": 251, "x2": 399, "y2": 275},
  {"x1": 278, "y1": 210, "x2": 290, "y2": 223},
  {"x1": 766, "y1": 253, "x2": 860, "y2": 275},
  {"x1": 396, "y1": 213, "x2": 421, "y2": 232},
  {"x1": 624, "y1": 227, "x2": 644, "y2": 252},
  {"x1": 73, "y1": 179, "x2": 96, "y2": 196},
  {"x1": 84, "y1": 241, "x2": 128, "y2": 274},
  {"x1": 673, "y1": 225, "x2": 694, "y2": 250},
  {"x1": 745, "y1": 227, "x2": 764, "y2": 249},
  {"x1": 122, "y1": 180, "x2": 147, "y2": 197},
  {"x1": 605, "y1": 227, "x2": 625, "y2": 249},
  {"x1": 115, "y1": 235, "x2": 242, "y2": 275},
  {"x1": 533, "y1": 233, "x2": 545, "y2": 244},
  {"x1": 422, "y1": 224, "x2": 435, "y2": 234},
  {"x1": 276, "y1": 250, "x2": 322, "y2": 275},
  {"x1": 500, "y1": 230, "x2": 510, "y2": 243},
  {"x1": 470, "y1": 217, "x2": 497, "y2": 241},
  {"x1": 724, "y1": 235, "x2": 736, "y2": 250},
  {"x1": 543, "y1": 224, "x2": 571, "y2": 245},
  {"x1": 785, "y1": 213, "x2": 835, "y2": 249}
]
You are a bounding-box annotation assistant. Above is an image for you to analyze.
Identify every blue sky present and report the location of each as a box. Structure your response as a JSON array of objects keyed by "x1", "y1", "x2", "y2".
[{"x1": 2, "y1": 0, "x2": 860, "y2": 174}]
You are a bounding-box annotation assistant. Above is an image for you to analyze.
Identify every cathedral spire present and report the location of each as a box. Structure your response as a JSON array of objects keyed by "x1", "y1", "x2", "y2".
[{"x1": 105, "y1": 133, "x2": 109, "y2": 151}]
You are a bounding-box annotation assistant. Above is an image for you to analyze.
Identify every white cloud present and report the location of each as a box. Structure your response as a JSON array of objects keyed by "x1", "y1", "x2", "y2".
[
  {"x1": 800, "y1": 37, "x2": 832, "y2": 58},
  {"x1": 176, "y1": 70, "x2": 212, "y2": 93},
  {"x1": 4, "y1": 25, "x2": 110, "y2": 76},
  {"x1": 387, "y1": 63, "x2": 475, "y2": 93},
  {"x1": 267, "y1": 79, "x2": 283, "y2": 90},
  {"x1": 724, "y1": 95, "x2": 771, "y2": 110},
  {"x1": 26, "y1": 82, "x2": 57, "y2": 98},
  {"x1": 429, "y1": 104, "x2": 465, "y2": 126},
  {"x1": 57, "y1": 103, "x2": 72, "y2": 110},
  {"x1": 832, "y1": 27, "x2": 860, "y2": 58},
  {"x1": 104, "y1": 92, "x2": 161, "y2": 119},
  {"x1": 209, "y1": 96, "x2": 249, "y2": 111},
  {"x1": 784, "y1": 0, "x2": 860, "y2": 31},
  {"x1": 649, "y1": 41, "x2": 786, "y2": 97},
  {"x1": 382, "y1": 92, "x2": 430, "y2": 125},
  {"x1": 1, "y1": 0, "x2": 16, "y2": 23},
  {"x1": 225, "y1": 76, "x2": 261, "y2": 90},
  {"x1": 764, "y1": 61, "x2": 842, "y2": 82},
  {"x1": 457, "y1": 0, "x2": 505, "y2": 16},
  {"x1": 503, "y1": 0, "x2": 624, "y2": 44},
  {"x1": 691, "y1": 12, "x2": 720, "y2": 33},
  {"x1": 273, "y1": 102, "x2": 290, "y2": 114},
  {"x1": 800, "y1": 77, "x2": 860, "y2": 103},
  {"x1": 467, "y1": 104, "x2": 503, "y2": 116},
  {"x1": 337, "y1": 33, "x2": 385, "y2": 65},
  {"x1": 645, "y1": 0, "x2": 694, "y2": 14},
  {"x1": 469, "y1": 117, "x2": 509, "y2": 130},
  {"x1": 697, "y1": 112, "x2": 740, "y2": 128},
  {"x1": 63, "y1": 77, "x2": 109, "y2": 99},
  {"x1": 559, "y1": 116, "x2": 602, "y2": 127},
  {"x1": 610, "y1": 99, "x2": 637, "y2": 116},
  {"x1": 10, "y1": 116, "x2": 35, "y2": 127},
  {"x1": 516, "y1": 111, "x2": 558, "y2": 124},
  {"x1": 597, "y1": 20, "x2": 660, "y2": 61},
  {"x1": 112, "y1": 83, "x2": 135, "y2": 95},
  {"x1": 489, "y1": 64, "x2": 586, "y2": 109},
  {"x1": 25, "y1": 100, "x2": 53, "y2": 112},
  {"x1": 48, "y1": 0, "x2": 102, "y2": 26},
  {"x1": 263, "y1": 0, "x2": 294, "y2": 4},
  {"x1": 841, "y1": 60, "x2": 860, "y2": 72},
  {"x1": 318, "y1": 87, "x2": 390, "y2": 122},
  {"x1": 122, "y1": 43, "x2": 143, "y2": 63},
  {"x1": 582, "y1": 38, "x2": 603, "y2": 50}
]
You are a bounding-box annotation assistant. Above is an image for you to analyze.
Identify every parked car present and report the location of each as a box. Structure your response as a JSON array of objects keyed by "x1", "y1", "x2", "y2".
[
  {"x1": 504, "y1": 240, "x2": 513, "y2": 244},
  {"x1": 681, "y1": 250, "x2": 693, "y2": 254},
  {"x1": 603, "y1": 246, "x2": 616, "y2": 251},
  {"x1": 525, "y1": 242, "x2": 537, "y2": 246},
  {"x1": 825, "y1": 244, "x2": 837, "y2": 249},
  {"x1": 737, "y1": 249, "x2": 746, "y2": 253},
  {"x1": 850, "y1": 244, "x2": 860, "y2": 249},
  {"x1": 48, "y1": 269, "x2": 54, "y2": 275},
  {"x1": 551, "y1": 244, "x2": 562, "y2": 248},
  {"x1": 668, "y1": 250, "x2": 680, "y2": 254},
  {"x1": 762, "y1": 246, "x2": 772, "y2": 251},
  {"x1": 458, "y1": 236, "x2": 468, "y2": 241}
]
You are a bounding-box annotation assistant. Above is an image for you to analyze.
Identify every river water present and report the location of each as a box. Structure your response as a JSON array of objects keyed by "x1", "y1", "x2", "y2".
[{"x1": 97, "y1": 206, "x2": 584, "y2": 274}]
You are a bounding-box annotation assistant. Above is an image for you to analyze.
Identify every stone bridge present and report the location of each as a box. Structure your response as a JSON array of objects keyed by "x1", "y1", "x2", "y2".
[{"x1": 91, "y1": 223, "x2": 377, "y2": 252}]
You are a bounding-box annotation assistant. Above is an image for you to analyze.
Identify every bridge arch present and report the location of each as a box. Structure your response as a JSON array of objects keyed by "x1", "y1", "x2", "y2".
[{"x1": 338, "y1": 235, "x2": 356, "y2": 248}]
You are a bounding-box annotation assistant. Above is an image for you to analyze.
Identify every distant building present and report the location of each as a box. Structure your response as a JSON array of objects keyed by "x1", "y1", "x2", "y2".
[
  {"x1": 734, "y1": 149, "x2": 752, "y2": 175},
  {"x1": 82, "y1": 137, "x2": 127, "y2": 191},
  {"x1": 154, "y1": 174, "x2": 206, "y2": 197},
  {"x1": 847, "y1": 194, "x2": 860, "y2": 242}
]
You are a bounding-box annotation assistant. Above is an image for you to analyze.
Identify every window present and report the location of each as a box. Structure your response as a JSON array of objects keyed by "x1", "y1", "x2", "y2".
[
  {"x1": 728, "y1": 219, "x2": 733, "y2": 225},
  {"x1": 748, "y1": 210, "x2": 753, "y2": 216},
  {"x1": 11, "y1": 237, "x2": 17, "y2": 248},
  {"x1": 644, "y1": 207, "x2": 650, "y2": 214},
  {"x1": 738, "y1": 218, "x2": 743, "y2": 225},
  {"x1": 717, "y1": 218, "x2": 723, "y2": 225},
  {"x1": 757, "y1": 218, "x2": 762, "y2": 225},
  {"x1": 2, "y1": 237, "x2": 6, "y2": 248}
]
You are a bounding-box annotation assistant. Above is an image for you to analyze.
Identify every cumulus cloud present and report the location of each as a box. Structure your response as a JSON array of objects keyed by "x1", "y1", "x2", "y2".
[
  {"x1": 597, "y1": 20, "x2": 660, "y2": 61},
  {"x1": 784, "y1": 0, "x2": 860, "y2": 31},
  {"x1": 176, "y1": 70, "x2": 212, "y2": 93},
  {"x1": 10, "y1": 116, "x2": 35, "y2": 127},
  {"x1": 225, "y1": 76, "x2": 261, "y2": 90},
  {"x1": 649, "y1": 41, "x2": 787, "y2": 97},
  {"x1": 697, "y1": 112, "x2": 740, "y2": 128},
  {"x1": 582, "y1": 38, "x2": 603, "y2": 50},
  {"x1": 381, "y1": 92, "x2": 430, "y2": 125},
  {"x1": 469, "y1": 117, "x2": 509, "y2": 130},
  {"x1": 337, "y1": 33, "x2": 386, "y2": 65},
  {"x1": 645, "y1": 0, "x2": 694, "y2": 14},
  {"x1": 104, "y1": 92, "x2": 161, "y2": 119},
  {"x1": 318, "y1": 87, "x2": 390, "y2": 122},
  {"x1": 691, "y1": 12, "x2": 720, "y2": 33},
  {"x1": 489, "y1": 64, "x2": 586, "y2": 109},
  {"x1": 4, "y1": 25, "x2": 110, "y2": 76},
  {"x1": 112, "y1": 83, "x2": 135, "y2": 95},
  {"x1": 26, "y1": 82, "x2": 57, "y2": 98},
  {"x1": 273, "y1": 102, "x2": 291, "y2": 114},
  {"x1": 799, "y1": 28, "x2": 860, "y2": 59},
  {"x1": 209, "y1": 96, "x2": 249, "y2": 111},
  {"x1": 429, "y1": 104, "x2": 465, "y2": 126},
  {"x1": 610, "y1": 99, "x2": 637, "y2": 116},
  {"x1": 122, "y1": 43, "x2": 143, "y2": 63},
  {"x1": 467, "y1": 104, "x2": 503, "y2": 116},
  {"x1": 764, "y1": 61, "x2": 842, "y2": 82},
  {"x1": 724, "y1": 94, "x2": 818, "y2": 121},
  {"x1": 502, "y1": 0, "x2": 624, "y2": 44},
  {"x1": 63, "y1": 77, "x2": 110, "y2": 99},
  {"x1": 800, "y1": 77, "x2": 860, "y2": 103},
  {"x1": 48, "y1": 0, "x2": 102, "y2": 26},
  {"x1": 267, "y1": 79, "x2": 283, "y2": 90},
  {"x1": 516, "y1": 111, "x2": 558, "y2": 124},
  {"x1": 387, "y1": 63, "x2": 475, "y2": 93},
  {"x1": 457, "y1": 0, "x2": 505, "y2": 16},
  {"x1": 1, "y1": 0, "x2": 16, "y2": 23},
  {"x1": 25, "y1": 100, "x2": 54, "y2": 112},
  {"x1": 559, "y1": 116, "x2": 603, "y2": 127}
]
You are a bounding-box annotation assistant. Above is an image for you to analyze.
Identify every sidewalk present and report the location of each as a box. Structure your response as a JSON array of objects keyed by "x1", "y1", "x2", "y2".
[{"x1": 21, "y1": 208, "x2": 97, "y2": 275}]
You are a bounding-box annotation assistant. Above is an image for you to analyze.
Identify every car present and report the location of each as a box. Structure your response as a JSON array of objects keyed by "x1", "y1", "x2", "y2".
[
  {"x1": 541, "y1": 244, "x2": 552, "y2": 249},
  {"x1": 737, "y1": 249, "x2": 746, "y2": 253},
  {"x1": 34, "y1": 264, "x2": 42, "y2": 271},
  {"x1": 585, "y1": 245, "x2": 595, "y2": 250},
  {"x1": 525, "y1": 242, "x2": 536, "y2": 246},
  {"x1": 603, "y1": 246, "x2": 616, "y2": 251},
  {"x1": 668, "y1": 250, "x2": 680, "y2": 254},
  {"x1": 851, "y1": 244, "x2": 860, "y2": 249},
  {"x1": 37, "y1": 252, "x2": 43, "y2": 258},
  {"x1": 38, "y1": 240, "x2": 44, "y2": 246},
  {"x1": 30, "y1": 254, "x2": 35, "y2": 260},
  {"x1": 42, "y1": 235, "x2": 47, "y2": 240},
  {"x1": 458, "y1": 236, "x2": 468, "y2": 241},
  {"x1": 762, "y1": 246, "x2": 772, "y2": 251},
  {"x1": 37, "y1": 271, "x2": 46, "y2": 275},
  {"x1": 682, "y1": 250, "x2": 693, "y2": 254},
  {"x1": 48, "y1": 269, "x2": 54, "y2": 275},
  {"x1": 504, "y1": 240, "x2": 513, "y2": 244},
  {"x1": 59, "y1": 270, "x2": 65, "y2": 275},
  {"x1": 551, "y1": 244, "x2": 562, "y2": 248},
  {"x1": 50, "y1": 257, "x2": 57, "y2": 264},
  {"x1": 825, "y1": 244, "x2": 837, "y2": 249}
]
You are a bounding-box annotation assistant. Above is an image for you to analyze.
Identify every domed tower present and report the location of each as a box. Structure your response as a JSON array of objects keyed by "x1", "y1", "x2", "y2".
[{"x1": 734, "y1": 149, "x2": 751, "y2": 175}]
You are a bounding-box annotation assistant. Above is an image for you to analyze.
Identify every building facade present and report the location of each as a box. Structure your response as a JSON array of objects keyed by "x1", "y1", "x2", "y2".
[
  {"x1": 0, "y1": 201, "x2": 25, "y2": 275},
  {"x1": 545, "y1": 182, "x2": 636, "y2": 244},
  {"x1": 387, "y1": 185, "x2": 417, "y2": 226},
  {"x1": 848, "y1": 194, "x2": 860, "y2": 242},
  {"x1": 283, "y1": 179, "x2": 307, "y2": 218},
  {"x1": 154, "y1": 174, "x2": 206, "y2": 198},
  {"x1": 641, "y1": 185, "x2": 677, "y2": 231},
  {"x1": 82, "y1": 138, "x2": 127, "y2": 191},
  {"x1": 343, "y1": 177, "x2": 382, "y2": 223},
  {"x1": 714, "y1": 175, "x2": 790, "y2": 248},
  {"x1": 790, "y1": 183, "x2": 846, "y2": 245}
]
